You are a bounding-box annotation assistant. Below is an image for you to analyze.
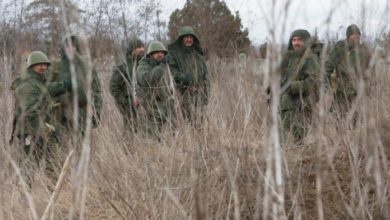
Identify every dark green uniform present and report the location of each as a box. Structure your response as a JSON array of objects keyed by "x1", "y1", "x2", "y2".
[
  {"x1": 325, "y1": 24, "x2": 371, "y2": 113},
  {"x1": 280, "y1": 30, "x2": 320, "y2": 142},
  {"x1": 137, "y1": 56, "x2": 174, "y2": 134},
  {"x1": 110, "y1": 38, "x2": 144, "y2": 129},
  {"x1": 51, "y1": 36, "x2": 102, "y2": 135},
  {"x1": 12, "y1": 67, "x2": 54, "y2": 158},
  {"x1": 167, "y1": 26, "x2": 210, "y2": 124}
]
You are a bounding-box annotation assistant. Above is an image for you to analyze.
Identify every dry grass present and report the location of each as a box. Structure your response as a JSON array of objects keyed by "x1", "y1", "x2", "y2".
[{"x1": 0, "y1": 52, "x2": 389, "y2": 219}]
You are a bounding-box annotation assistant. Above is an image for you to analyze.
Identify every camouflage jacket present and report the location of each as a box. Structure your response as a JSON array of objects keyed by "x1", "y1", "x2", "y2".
[
  {"x1": 167, "y1": 37, "x2": 209, "y2": 104},
  {"x1": 52, "y1": 54, "x2": 102, "y2": 131},
  {"x1": 325, "y1": 40, "x2": 371, "y2": 96},
  {"x1": 110, "y1": 56, "x2": 140, "y2": 117},
  {"x1": 137, "y1": 56, "x2": 172, "y2": 108},
  {"x1": 13, "y1": 68, "x2": 53, "y2": 140},
  {"x1": 280, "y1": 48, "x2": 321, "y2": 111}
]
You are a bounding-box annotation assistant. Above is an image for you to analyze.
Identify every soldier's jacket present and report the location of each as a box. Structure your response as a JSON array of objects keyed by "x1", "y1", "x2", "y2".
[
  {"x1": 167, "y1": 31, "x2": 210, "y2": 105},
  {"x1": 280, "y1": 48, "x2": 321, "y2": 112},
  {"x1": 137, "y1": 56, "x2": 174, "y2": 123},
  {"x1": 109, "y1": 55, "x2": 139, "y2": 122},
  {"x1": 325, "y1": 40, "x2": 371, "y2": 98},
  {"x1": 51, "y1": 53, "x2": 102, "y2": 132},
  {"x1": 12, "y1": 68, "x2": 53, "y2": 141}
]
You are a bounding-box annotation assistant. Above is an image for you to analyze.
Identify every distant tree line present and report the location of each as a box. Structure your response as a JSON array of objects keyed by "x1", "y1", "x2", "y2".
[{"x1": 0, "y1": 0, "x2": 251, "y2": 63}]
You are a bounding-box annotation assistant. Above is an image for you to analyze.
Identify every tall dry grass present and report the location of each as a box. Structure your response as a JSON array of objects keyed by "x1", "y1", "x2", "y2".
[
  {"x1": 1, "y1": 0, "x2": 390, "y2": 219},
  {"x1": 0, "y1": 49, "x2": 389, "y2": 219}
]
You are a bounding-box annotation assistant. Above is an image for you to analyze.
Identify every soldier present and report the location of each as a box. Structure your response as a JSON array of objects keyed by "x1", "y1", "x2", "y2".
[
  {"x1": 325, "y1": 24, "x2": 371, "y2": 114},
  {"x1": 280, "y1": 29, "x2": 320, "y2": 142},
  {"x1": 137, "y1": 41, "x2": 175, "y2": 135},
  {"x1": 11, "y1": 51, "x2": 56, "y2": 162},
  {"x1": 52, "y1": 35, "x2": 102, "y2": 137},
  {"x1": 167, "y1": 26, "x2": 210, "y2": 126},
  {"x1": 110, "y1": 38, "x2": 144, "y2": 131}
]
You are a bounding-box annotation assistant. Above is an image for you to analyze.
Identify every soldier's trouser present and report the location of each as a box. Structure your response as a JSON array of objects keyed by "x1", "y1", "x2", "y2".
[
  {"x1": 180, "y1": 90, "x2": 206, "y2": 129},
  {"x1": 333, "y1": 91, "x2": 356, "y2": 115},
  {"x1": 281, "y1": 110, "x2": 308, "y2": 143},
  {"x1": 141, "y1": 100, "x2": 175, "y2": 138},
  {"x1": 16, "y1": 135, "x2": 60, "y2": 186}
]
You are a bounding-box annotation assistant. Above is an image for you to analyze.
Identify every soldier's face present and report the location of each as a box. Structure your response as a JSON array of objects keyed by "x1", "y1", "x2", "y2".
[
  {"x1": 133, "y1": 47, "x2": 145, "y2": 58},
  {"x1": 65, "y1": 45, "x2": 77, "y2": 59},
  {"x1": 151, "y1": 51, "x2": 165, "y2": 62},
  {"x1": 183, "y1": 35, "x2": 194, "y2": 47},
  {"x1": 349, "y1": 33, "x2": 361, "y2": 44},
  {"x1": 292, "y1": 36, "x2": 305, "y2": 51},
  {"x1": 32, "y1": 63, "x2": 49, "y2": 74}
]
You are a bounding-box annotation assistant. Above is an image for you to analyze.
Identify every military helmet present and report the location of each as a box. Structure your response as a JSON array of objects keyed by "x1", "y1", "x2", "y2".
[
  {"x1": 147, "y1": 41, "x2": 167, "y2": 55},
  {"x1": 27, "y1": 51, "x2": 51, "y2": 68}
]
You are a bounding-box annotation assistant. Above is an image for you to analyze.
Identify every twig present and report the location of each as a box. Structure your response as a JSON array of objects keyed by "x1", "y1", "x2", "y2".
[
  {"x1": 40, "y1": 150, "x2": 74, "y2": 220},
  {"x1": 3, "y1": 147, "x2": 39, "y2": 220}
]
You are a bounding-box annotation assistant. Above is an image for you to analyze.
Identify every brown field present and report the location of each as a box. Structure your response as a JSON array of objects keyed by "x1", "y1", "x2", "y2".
[{"x1": 0, "y1": 54, "x2": 389, "y2": 219}]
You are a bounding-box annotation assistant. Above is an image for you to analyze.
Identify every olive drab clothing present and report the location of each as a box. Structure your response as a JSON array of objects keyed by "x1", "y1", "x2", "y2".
[
  {"x1": 325, "y1": 39, "x2": 371, "y2": 113},
  {"x1": 280, "y1": 30, "x2": 321, "y2": 142},
  {"x1": 137, "y1": 56, "x2": 174, "y2": 134},
  {"x1": 110, "y1": 39, "x2": 144, "y2": 129},
  {"x1": 12, "y1": 68, "x2": 55, "y2": 157},
  {"x1": 167, "y1": 26, "x2": 210, "y2": 124},
  {"x1": 53, "y1": 52, "x2": 102, "y2": 134}
]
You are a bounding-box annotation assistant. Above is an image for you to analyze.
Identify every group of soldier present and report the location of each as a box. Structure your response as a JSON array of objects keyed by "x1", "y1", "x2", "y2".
[
  {"x1": 10, "y1": 23, "x2": 371, "y2": 165},
  {"x1": 11, "y1": 26, "x2": 209, "y2": 164},
  {"x1": 280, "y1": 24, "x2": 371, "y2": 142}
]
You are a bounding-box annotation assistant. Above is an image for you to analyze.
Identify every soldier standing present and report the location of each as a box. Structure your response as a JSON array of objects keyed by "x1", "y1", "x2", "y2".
[
  {"x1": 51, "y1": 35, "x2": 102, "y2": 137},
  {"x1": 167, "y1": 26, "x2": 210, "y2": 127},
  {"x1": 11, "y1": 51, "x2": 56, "y2": 162},
  {"x1": 280, "y1": 29, "x2": 321, "y2": 143},
  {"x1": 137, "y1": 41, "x2": 175, "y2": 135},
  {"x1": 325, "y1": 24, "x2": 371, "y2": 114},
  {"x1": 110, "y1": 38, "x2": 145, "y2": 131}
]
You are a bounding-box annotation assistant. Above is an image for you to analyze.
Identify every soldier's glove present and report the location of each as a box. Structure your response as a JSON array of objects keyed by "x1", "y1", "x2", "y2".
[{"x1": 181, "y1": 74, "x2": 193, "y2": 87}]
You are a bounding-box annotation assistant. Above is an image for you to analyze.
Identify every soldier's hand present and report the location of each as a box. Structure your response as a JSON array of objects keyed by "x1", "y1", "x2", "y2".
[
  {"x1": 138, "y1": 105, "x2": 146, "y2": 115},
  {"x1": 189, "y1": 85, "x2": 197, "y2": 93},
  {"x1": 133, "y1": 97, "x2": 141, "y2": 107},
  {"x1": 43, "y1": 123, "x2": 55, "y2": 137},
  {"x1": 180, "y1": 74, "x2": 193, "y2": 86}
]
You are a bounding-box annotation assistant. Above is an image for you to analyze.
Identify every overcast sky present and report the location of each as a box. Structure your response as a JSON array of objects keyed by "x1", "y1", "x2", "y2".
[{"x1": 159, "y1": 0, "x2": 390, "y2": 44}]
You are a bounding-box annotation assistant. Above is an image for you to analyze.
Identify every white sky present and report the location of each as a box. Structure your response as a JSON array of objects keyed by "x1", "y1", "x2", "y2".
[{"x1": 159, "y1": 0, "x2": 390, "y2": 45}]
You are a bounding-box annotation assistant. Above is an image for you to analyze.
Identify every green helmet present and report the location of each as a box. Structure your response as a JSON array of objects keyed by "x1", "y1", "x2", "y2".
[
  {"x1": 27, "y1": 51, "x2": 51, "y2": 68},
  {"x1": 147, "y1": 41, "x2": 167, "y2": 55}
]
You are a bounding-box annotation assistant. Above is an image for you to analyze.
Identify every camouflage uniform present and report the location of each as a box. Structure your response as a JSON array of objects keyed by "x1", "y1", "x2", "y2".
[
  {"x1": 11, "y1": 51, "x2": 55, "y2": 161},
  {"x1": 167, "y1": 26, "x2": 210, "y2": 125},
  {"x1": 110, "y1": 38, "x2": 144, "y2": 130},
  {"x1": 50, "y1": 36, "x2": 102, "y2": 136},
  {"x1": 325, "y1": 24, "x2": 371, "y2": 113},
  {"x1": 137, "y1": 41, "x2": 175, "y2": 135},
  {"x1": 280, "y1": 30, "x2": 321, "y2": 142}
]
